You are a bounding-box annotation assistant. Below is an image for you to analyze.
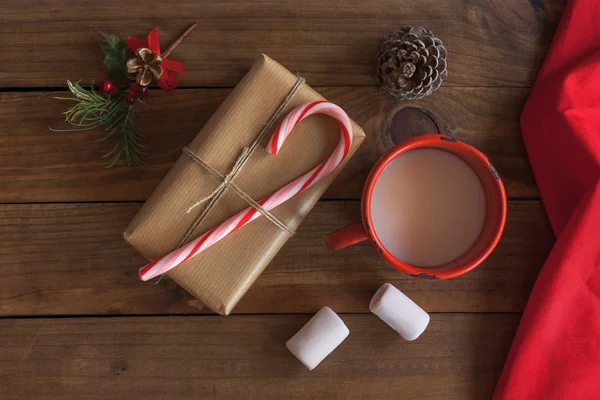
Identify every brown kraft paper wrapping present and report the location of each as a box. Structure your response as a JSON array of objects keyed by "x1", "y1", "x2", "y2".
[{"x1": 124, "y1": 54, "x2": 366, "y2": 315}]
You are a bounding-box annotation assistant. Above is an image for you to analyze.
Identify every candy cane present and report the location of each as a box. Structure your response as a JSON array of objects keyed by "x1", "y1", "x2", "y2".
[{"x1": 139, "y1": 100, "x2": 353, "y2": 281}]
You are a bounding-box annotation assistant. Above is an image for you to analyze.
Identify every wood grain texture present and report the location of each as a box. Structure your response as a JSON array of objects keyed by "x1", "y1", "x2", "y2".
[
  {"x1": 0, "y1": 0, "x2": 563, "y2": 88},
  {"x1": 0, "y1": 313, "x2": 520, "y2": 399},
  {"x1": 0, "y1": 1, "x2": 561, "y2": 396},
  {"x1": 0, "y1": 86, "x2": 537, "y2": 203},
  {"x1": 0, "y1": 200, "x2": 553, "y2": 316}
]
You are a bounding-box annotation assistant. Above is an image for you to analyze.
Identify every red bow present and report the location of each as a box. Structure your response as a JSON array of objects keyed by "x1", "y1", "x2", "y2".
[{"x1": 127, "y1": 28, "x2": 185, "y2": 91}]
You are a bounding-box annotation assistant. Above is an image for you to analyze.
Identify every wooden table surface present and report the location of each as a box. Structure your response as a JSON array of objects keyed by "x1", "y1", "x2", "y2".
[{"x1": 0, "y1": 1, "x2": 563, "y2": 398}]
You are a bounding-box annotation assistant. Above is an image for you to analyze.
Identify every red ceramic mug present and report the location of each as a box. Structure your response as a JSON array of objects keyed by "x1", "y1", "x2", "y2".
[{"x1": 325, "y1": 134, "x2": 507, "y2": 280}]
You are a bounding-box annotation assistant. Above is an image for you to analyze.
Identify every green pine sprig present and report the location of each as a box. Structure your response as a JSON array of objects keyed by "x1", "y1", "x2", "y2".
[
  {"x1": 101, "y1": 101, "x2": 146, "y2": 168},
  {"x1": 51, "y1": 81, "x2": 146, "y2": 169}
]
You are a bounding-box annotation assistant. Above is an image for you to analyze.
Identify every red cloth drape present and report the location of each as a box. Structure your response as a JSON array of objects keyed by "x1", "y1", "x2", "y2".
[{"x1": 494, "y1": 0, "x2": 600, "y2": 398}]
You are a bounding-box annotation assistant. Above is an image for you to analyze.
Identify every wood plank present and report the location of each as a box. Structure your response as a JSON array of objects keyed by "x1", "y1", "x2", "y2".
[
  {"x1": 0, "y1": 0, "x2": 563, "y2": 88},
  {"x1": 0, "y1": 86, "x2": 537, "y2": 202},
  {"x1": 0, "y1": 200, "x2": 553, "y2": 316},
  {"x1": 0, "y1": 313, "x2": 519, "y2": 399}
]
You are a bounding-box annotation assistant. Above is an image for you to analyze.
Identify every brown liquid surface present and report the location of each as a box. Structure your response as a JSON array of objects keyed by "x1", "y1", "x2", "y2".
[{"x1": 370, "y1": 148, "x2": 486, "y2": 267}]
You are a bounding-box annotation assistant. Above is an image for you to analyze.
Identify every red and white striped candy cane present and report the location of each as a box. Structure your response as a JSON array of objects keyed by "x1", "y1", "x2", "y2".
[{"x1": 139, "y1": 100, "x2": 353, "y2": 281}]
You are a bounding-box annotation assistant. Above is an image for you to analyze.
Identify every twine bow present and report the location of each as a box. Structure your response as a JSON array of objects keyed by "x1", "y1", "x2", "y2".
[
  {"x1": 182, "y1": 147, "x2": 296, "y2": 236},
  {"x1": 177, "y1": 75, "x2": 306, "y2": 246}
]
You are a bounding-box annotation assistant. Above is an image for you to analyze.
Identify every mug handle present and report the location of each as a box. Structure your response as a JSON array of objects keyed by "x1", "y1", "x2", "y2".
[{"x1": 325, "y1": 223, "x2": 369, "y2": 251}]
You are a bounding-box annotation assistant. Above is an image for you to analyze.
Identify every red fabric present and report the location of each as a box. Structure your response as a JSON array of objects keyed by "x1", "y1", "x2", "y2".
[
  {"x1": 494, "y1": 0, "x2": 600, "y2": 398},
  {"x1": 127, "y1": 29, "x2": 185, "y2": 91}
]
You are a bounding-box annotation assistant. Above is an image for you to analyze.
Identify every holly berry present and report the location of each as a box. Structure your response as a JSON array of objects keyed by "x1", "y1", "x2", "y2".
[
  {"x1": 100, "y1": 80, "x2": 114, "y2": 93},
  {"x1": 125, "y1": 93, "x2": 136, "y2": 105},
  {"x1": 130, "y1": 83, "x2": 148, "y2": 98},
  {"x1": 109, "y1": 87, "x2": 119, "y2": 97}
]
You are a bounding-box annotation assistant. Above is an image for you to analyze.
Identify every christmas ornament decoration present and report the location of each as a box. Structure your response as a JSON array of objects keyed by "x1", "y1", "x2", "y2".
[
  {"x1": 51, "y1": 24, "x2": 197, "y2": 168},
  {"x1": 376, "y1": 25, "x2": 448, "y2": 100},
  {"x1": 127, "y1": 26, "x2": 191, "y2": 91},
  {"x1": 126, "y1": 48, "x2": 163, "y2": 87}
]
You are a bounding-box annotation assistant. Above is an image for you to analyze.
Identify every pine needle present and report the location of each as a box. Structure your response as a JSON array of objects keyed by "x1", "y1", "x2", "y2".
[{"x1": 51, "y1": 81, "x2": 146, "y2": 169}]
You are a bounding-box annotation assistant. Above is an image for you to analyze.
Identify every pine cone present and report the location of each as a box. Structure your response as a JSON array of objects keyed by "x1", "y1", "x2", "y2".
[{"x1": 377, "y1": 26, "x2": 448, "y2": 100}]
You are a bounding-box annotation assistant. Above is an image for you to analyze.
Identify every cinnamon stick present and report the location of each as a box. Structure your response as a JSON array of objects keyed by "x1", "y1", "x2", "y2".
[{"x1": 161, "y1": 23, "x2": 198, "y2": 58}]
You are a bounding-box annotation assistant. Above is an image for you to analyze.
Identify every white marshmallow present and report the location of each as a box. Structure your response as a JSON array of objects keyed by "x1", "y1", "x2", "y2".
[
  {"x1": 286, "y1": 306, "x2": 349, "y2": 370},
  {"x1": 369, "y1": 283, "x2": 430, "y2": 340}
]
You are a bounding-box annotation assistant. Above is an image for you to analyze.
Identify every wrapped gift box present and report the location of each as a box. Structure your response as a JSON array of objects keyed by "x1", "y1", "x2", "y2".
[{"x1": 124, "y1": 54, "x2": 366, "y2": 315}]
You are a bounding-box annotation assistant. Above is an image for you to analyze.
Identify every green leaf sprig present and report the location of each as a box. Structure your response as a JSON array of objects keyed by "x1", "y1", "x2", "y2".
[{"x1": 99, "y1": 32, "x2": 136, "y2": 82}]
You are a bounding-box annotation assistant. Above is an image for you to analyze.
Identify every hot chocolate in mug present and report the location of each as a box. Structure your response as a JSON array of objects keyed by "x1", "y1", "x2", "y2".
[{"x1": 325, "y1": 134, "x2": 507, "y2": 279}]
